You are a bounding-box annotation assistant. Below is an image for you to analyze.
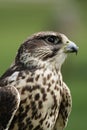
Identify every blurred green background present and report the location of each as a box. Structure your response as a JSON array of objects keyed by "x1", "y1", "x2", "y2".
[{"x1": 0, "y1": 0, "x2": 87, "y2": 130}]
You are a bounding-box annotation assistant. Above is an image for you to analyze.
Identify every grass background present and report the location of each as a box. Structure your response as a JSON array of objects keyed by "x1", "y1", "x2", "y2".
[{"x1": 0, "y1": 0, "x2": 87, "y2": 129}]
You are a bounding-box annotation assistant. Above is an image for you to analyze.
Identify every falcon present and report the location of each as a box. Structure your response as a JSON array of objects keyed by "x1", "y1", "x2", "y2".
[{"x1": 0, "y1": 31, "x2": 78, "y2": 130}]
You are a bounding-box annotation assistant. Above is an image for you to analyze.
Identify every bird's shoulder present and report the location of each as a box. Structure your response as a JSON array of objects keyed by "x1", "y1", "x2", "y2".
[
  {"x1": 0, "y1": 63, "x2": 36, "y2": 87},
  {"x1": 0, "y1": 73, "x2": 20, "y2": 130}
]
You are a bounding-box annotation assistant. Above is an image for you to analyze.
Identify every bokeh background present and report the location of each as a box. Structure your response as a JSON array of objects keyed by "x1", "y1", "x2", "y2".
[{"x1": 0, "y1": 0, "x2": 87, "y2": 130}]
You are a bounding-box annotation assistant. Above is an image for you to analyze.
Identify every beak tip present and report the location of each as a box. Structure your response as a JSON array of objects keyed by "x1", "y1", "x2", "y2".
[
  {"x1": 66, "y1": 41, "x2": 79, "y2": 54},
  {"x1": 71, "y1": 46, "x2": 79, "y2": 53}
]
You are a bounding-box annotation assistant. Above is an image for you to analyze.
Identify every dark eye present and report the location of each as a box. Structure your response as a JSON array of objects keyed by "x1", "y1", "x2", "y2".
[
  {"x1": 47, "y1": 36, "x2": 56, "y2": 43},
  {"x1": 46, "y1": 36, "x2": 61, "y2": 44}
]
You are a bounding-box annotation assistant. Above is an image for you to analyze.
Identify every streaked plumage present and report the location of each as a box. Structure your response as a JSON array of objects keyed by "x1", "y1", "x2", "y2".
[{"x1": 0, "y1": 31, "x2": 78, "y2": 130}]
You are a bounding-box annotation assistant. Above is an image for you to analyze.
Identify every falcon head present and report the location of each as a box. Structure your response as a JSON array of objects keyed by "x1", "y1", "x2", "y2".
[{"x1": 15, "y1": 31, "x2": 78, "y2": 69}]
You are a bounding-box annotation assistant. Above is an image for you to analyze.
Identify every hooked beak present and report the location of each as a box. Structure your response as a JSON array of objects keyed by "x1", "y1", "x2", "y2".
[{"x1": 65, "y1": 41, "x2": 79, "y2": 54}]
